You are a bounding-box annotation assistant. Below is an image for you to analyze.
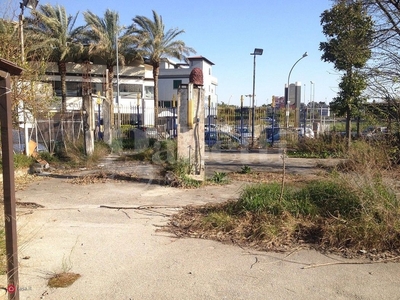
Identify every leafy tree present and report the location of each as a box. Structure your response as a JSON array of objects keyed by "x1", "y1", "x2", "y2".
[
  {"x1": 320, "y1": 0, "x2": 373, "y2": 145},
  {"x1": 27, "y1": 4, "x2": 83, "y2": 114},
  {"x1": 128, "y1": 10, "x2": 195, "y2": 126},
  {"x1": 360, "y1": 1, "x2": 400, "y2": 129},
  {"x1": 0, "y1": 9, "x2": 52, "y2": 125}
]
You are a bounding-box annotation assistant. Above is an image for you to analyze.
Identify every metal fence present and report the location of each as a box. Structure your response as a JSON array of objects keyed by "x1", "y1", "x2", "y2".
[{"x1": 9, "y1": 103, "x2": 304, "y2": 153}]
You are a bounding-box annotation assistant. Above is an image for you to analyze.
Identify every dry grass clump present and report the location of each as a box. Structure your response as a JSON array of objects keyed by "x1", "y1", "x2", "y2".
[
  {"x1": 167, "y1": 170, "x2": 400, "y2": 259},
  {"x1": 48, "y1": 272, "x2": 81, "y2": 288},
  {"x1": 337, "y1": 140, "x2": 394, "y2": 172}
]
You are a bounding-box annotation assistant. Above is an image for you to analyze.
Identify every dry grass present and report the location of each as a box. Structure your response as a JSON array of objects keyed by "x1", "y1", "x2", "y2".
[
  {"x1": 48, "y1": 272, "x2": 81, "y2": 288},
  {"x1": 165, "y1": 142, "x2": 400, "y2": 261}
]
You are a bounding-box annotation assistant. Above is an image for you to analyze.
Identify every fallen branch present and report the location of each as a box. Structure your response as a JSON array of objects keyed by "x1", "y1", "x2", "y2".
[
  {"x1": 99, "y1": 205, "x2": 182, "y2": 217},
  {"x1": 99, "y1": 205, "x2": 181, "y2": 210},
  {"x1": 302, "y1": 256, "x2": 400, "y2": 269}
]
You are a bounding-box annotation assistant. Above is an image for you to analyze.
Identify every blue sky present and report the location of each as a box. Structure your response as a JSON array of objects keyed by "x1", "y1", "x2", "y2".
[{"x1": 21, "y1": 0, "x2": 339, "y2": 106}]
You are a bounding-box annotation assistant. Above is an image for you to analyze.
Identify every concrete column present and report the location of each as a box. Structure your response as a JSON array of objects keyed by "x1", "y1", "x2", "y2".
[{"x1": 177, "y1": 83, "x2": 205, "y2": 180}]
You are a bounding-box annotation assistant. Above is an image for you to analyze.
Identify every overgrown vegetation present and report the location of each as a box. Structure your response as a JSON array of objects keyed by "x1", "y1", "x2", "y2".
[
  {"x1": 289, "y1": 134, "x2": 348, "y2": 158},
  {"x1": 209, "y1": 172, "x2": 229, "y2": 184},
  {"x1": 240, "y1": 165, "x2": 252, "y2": 174},
  {"x1": 0, "y1": 139, "x2": 111, "y2": 173},
  {"x1": 167, "y1": 138, "x2": 400, "y2": 258},
  {"x1": 45, "y1": 139, "x2": 111, "y2": 169}
]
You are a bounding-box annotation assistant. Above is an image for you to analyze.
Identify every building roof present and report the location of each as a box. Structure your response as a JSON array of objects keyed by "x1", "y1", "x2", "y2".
[{"x1": 188, "y1": 56, "x2": 215, "y2": 66}]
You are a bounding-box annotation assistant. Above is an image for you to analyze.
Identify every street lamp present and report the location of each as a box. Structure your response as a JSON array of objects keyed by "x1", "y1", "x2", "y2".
[
  {"x1": 285, "y1": 52, "x2": 308, "y2": 129},
  {"x1": 20, "y1": 0, "x2": 39, "y2": 157},
  {"x1": 20, "y1": 0, "x2": 39, "y2": 61},
  {"x1": 310, "y1": 81, "x2": 315, "y2": 124},
  {"x1": 303, "y1": 83, "x2": 307, "y2": 135},
  {"x1": 251, "y1": 48, "x2": 263, "y2": 147}
]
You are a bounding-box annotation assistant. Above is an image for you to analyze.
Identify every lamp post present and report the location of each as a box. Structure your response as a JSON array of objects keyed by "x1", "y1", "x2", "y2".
[
  {"x1": 310, "y1": 81, "x2": 315, "y2": 124},
  {"x1": 20, "y1": 0, "x2": 38, "y2": 61},
  {"x1": 20, "y1": 0, "x2": 39, "y2": 157},
  {"x1": 303, "y1": 83, "x2": 307, "y2": 135},
  {"x1": 115, "y1": 31, "x2": 121, "y2": 138},
  {"x1": 285, "y1": 52, "x2": 308, "y2": 129},
  {"x1": 250, "y1": 48, "x2": 263, "y2": 147},
  {"x1": 240, "y1": 95, "x2": 244, "y2": 142}
]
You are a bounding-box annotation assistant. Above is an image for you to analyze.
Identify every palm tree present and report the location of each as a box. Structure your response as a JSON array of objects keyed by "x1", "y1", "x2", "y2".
[
  {"x1": 82, "y1": 9, "x2": 136, "y2": 139},
  {"x1": 128, "y1": 10, "x2": 195, "y2": 126},
  {"x1": 27, "y1": 4, "x2": 83, "y2": 114}
]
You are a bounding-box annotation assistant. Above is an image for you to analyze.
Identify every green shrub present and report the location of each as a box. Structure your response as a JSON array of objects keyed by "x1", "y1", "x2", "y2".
[
  {"x1": 13, "y1": 153, "x2": 36, "y2": 169},
  {"x1": 294, "y1": 179, "x2": 361, "y2": 218},
  {"x1": 240, "y1": 165, "x2": 252, "y2": 174},
  {"x1": 210, "y1": 171, "x2": 229, "y2": 184},
  {"x1": 234, "y1": 183, "x2": 288, "y2": 214}
]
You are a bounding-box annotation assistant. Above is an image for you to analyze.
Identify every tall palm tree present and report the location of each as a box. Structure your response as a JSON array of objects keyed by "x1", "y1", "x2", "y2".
[
  {"x1": 128, "y1": 10, "x2": 195, "y2": 126},
  {"x1": 27, "y1": 4, "x2": 83, "y2": 114},
  {"x1": 83, "y1": 9, "x2": 135, "y2": 136},
  {"x1": 82, "y1": 9, "x2": 120, "y2": 95}
]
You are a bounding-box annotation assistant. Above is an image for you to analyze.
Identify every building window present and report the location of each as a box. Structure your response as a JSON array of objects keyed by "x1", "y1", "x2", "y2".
[
  {"x1": 144, "y1": 86, "x2": 154, "y2": 99},
  {"x1": 173, "y1": 80, "x2": 182, "y2": 89},
  {"x1": 51, "y1": 81, "x2": 82, "y2": 97},
  {"x1": 114, "y1": 83, "x2": 142, "y2": 98},
  {"x1": 91, "y1": 83, "x2": 103, "y2": 94}
]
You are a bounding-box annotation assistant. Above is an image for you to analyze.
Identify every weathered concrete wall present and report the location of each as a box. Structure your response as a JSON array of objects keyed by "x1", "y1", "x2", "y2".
[{"x1": 177, "y1": 84, "x2": 205, "y2": 181}]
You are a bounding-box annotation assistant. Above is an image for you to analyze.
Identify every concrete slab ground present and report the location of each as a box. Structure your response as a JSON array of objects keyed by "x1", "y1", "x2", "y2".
[{"x1": 4, "y1": 151, "x2": 400, "y2": 299}]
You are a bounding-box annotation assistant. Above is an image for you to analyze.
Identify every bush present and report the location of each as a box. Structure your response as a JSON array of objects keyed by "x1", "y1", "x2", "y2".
[
  {"x1": 233, "y1": 183, "x2": 289, "y2": 215},
  {"x1": 209, "y1": 171, "x2": 229, "y2": 184},
  {"x1": 49, "y1": 138, "x2": 111, "y2": 168},
  {"x1": 291, "y1": 133, "x2": 347, "y2": 158},
  {"x1": 295, "y1": 179, "x2": 361, "y2": 218},
  {"x1": 202, "y1": 173, "x2": 400, "y2": 253}
]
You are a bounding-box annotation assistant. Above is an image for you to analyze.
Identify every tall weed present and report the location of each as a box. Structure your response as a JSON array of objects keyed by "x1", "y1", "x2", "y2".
[{"x1": 212, "y1": 172, "x2": 400, "y2": 252}]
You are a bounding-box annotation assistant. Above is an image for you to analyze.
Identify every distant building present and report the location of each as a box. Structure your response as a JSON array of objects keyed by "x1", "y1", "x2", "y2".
[
  {"x1": 158, "y1": 56, "x2": 218, "y2": 108},
  {"x1": 41, "y1": 55, "x2": 218, "y2": 126}
]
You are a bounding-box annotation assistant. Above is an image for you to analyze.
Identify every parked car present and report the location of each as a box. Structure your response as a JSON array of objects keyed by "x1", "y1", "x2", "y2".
[
  {"x1": 205, "y1": 124, "x2": 217, "y2": 131},
  {"x1": 205, "y1": 130, "x2": 248, "y2": 149},
  {"x1": 296, "y1": 127, "x2": 315, "y2": 139},
  {"x1": 362, "y1": 126, "x2": 388, "y2": 141},
  {"x1": 261, "y1": 117, "x2": 276, "y2": 124},
  {"x1": 267, "y1": 130, "x2": 286, "y2": 143},
  {"x1": 260, "y1": 127, "x2": 302, "y2": 144},
  {"x1": 235, "y1": 127, "x2": 252, "y2": 139},
  {"x1": 260, "y1": 127, "x2": 281, "y2": 141}
]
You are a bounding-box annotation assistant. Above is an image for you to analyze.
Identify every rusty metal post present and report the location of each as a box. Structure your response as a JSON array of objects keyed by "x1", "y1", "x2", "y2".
[
  {"x1": 0, "y1": 59, "x2": 23, "y2": 300},
  {"x1": 1, "y1": 73, "x2": 19, "y2": 299}
]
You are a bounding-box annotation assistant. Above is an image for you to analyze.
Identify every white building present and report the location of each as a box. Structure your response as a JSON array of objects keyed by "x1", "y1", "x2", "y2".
[
  {"x1": 43, "y1": 56, "x2": 218, "y2": 126},
  {"x1": 158, "y1": 56, "x2": 218, "y2": 108}
]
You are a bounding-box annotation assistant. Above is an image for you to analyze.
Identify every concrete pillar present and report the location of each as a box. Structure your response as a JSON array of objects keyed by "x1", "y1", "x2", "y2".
[
  {"x1": 177, "y1": 83, "x2": 205, "y2": 181},
  {"x1": 82, "y1": 94, "x2": 94, "y2": 155}
]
